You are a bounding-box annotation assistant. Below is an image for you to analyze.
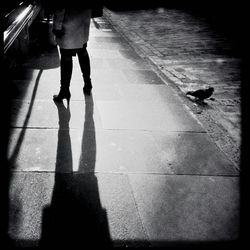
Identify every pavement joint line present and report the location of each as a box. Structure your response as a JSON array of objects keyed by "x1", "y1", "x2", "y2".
[
  {"x1": 93, "y1": 128, "x2": 207, "y2": 133},
  {"x1": 126, "y1": 171, "x2": 151, "y2": 242},
  {"x1": 9, "y1": 127, "x2": 207, "y2": 133},
  {"x1": 10, "y1": 126, "x2": 66, "y2": 130},
  {"x1": 9, "y1": 170, "x2": 240, "y2": 177}
]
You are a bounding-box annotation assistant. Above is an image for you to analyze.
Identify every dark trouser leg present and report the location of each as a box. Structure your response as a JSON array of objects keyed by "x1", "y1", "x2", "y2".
[
  {"x1": 60, "y1": 49, "x2": 73, "y2": 88},
  {"x1": 53, "y1": 49, "x2": 72, "y2": 102},
  {"x1": 77, "y1": 43, "x2": 92, "y2": 88}
]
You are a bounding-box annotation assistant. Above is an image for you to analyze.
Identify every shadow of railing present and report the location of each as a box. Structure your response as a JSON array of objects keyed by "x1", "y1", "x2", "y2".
[{"x1": 9, "y1": 69, "x2": 43, "y2": 165}]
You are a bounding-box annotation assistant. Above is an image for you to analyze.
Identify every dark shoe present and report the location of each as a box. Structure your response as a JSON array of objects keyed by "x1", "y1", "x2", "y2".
[{"x1": 53, "y1": 88, "x2": 71, "y2": 103}]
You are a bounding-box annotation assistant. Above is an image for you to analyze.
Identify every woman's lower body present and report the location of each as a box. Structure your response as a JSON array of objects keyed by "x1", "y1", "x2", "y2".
[{"x1": 53, "y1": 43, "x2": 92, "y2": 103}]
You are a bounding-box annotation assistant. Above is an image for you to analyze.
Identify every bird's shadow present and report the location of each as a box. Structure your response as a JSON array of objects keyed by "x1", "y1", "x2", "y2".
[{"x1": 186, "y1": 96, "x2": 215, "y2": 110}]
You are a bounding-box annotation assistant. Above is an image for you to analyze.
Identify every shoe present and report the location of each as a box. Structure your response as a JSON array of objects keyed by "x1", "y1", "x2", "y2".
[{"x1": 53, "y1": 88, "x2": 71, "y2": 103}]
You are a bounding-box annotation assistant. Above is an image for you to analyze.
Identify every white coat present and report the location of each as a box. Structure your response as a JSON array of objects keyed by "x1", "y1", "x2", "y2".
[{"x1": 53, "y1": 7, "x2": 92, "y2": 49}]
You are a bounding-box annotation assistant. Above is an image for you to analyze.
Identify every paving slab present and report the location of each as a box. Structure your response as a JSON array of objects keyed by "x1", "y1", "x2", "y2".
[
  {"x1": 10, "y1": 99, "x2": 103, "y2": 129},
  {"x1": 128, "y1": 174, "x2": 240, "y2": 245},
  {"x1": 150, "y1": 131, "x2": 238, "y2": 175},
  {"x1": 121, "y1": 69, "x2": 165, "y2": 85},
  {"x1": 8, "y1": 128, "x2": 81, "y2": 172},
  {"x1": 8, "y1": 173, "x2": 149, "y2": 247},
  {"x1": 96, "y1": 99, "x2": 204, "y2": 132},
  {"x1": 8, "y1": 127, "x2": 237, "y2": 176}
]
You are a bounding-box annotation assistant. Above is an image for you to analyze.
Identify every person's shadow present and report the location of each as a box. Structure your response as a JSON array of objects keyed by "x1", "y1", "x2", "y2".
[{"x1": 40, "y1": 96, "x2": 112, "y2": 247}]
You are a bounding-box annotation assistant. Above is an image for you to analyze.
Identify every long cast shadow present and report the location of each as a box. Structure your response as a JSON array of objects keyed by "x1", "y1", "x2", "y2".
[
  {"x1": 40, "y1": 95, "x2": 112, "y2": 247},
  {"x1": 9, "y1": 69, "x2": 43, "y2": 166}
]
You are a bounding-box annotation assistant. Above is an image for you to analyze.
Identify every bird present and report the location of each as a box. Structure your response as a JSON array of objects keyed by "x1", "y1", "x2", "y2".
[{"x1": 186, "y1": 87, "x2": 214, "y2": 101}]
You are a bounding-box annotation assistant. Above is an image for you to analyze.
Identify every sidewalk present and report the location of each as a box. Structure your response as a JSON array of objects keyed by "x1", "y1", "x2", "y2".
[
  {"x1": 103, "y1": 6, "x2": 242, "y2": 169},
  {"x1": 6, "y1": 14, "x2": 240, "y2": 247}
]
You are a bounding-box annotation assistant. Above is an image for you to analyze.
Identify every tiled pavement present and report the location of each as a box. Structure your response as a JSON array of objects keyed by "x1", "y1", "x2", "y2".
[
  {"x1": 4, "y1": 11, "x2": 241, "y2": 247},
  {"x1": 103, "y1": 6, "x2": 242, "y2": 169}
]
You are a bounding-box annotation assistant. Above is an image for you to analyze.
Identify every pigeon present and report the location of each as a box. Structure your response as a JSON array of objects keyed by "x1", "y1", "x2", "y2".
[{"x1": 186, "y1": 87, "x2": 214, "y2": 101}]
